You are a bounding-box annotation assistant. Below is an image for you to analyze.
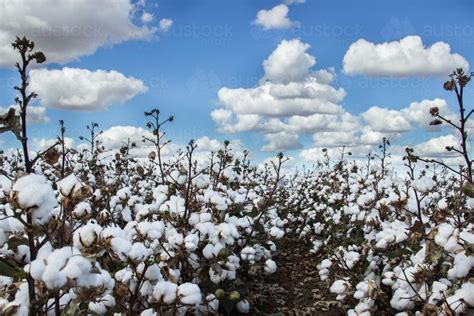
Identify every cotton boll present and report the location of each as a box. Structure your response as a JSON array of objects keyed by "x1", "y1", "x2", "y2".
[
  {"x1": 115, "y1": 267, "x2": 134, "y2": 284},
  {"x1": 136, "y1": 221, "x2": 165, "y2": 240},
  {"x1": 236, "y1": 299, "x2": 250, "y2": 313},
  {"x1": 211, "y1": 242, "x2": 225, "y2": 257},
  {"x1": 269, "y1": 227, "x2": 284, "y2": 239},
  {"x1": 3, "y1": 282, "x2": 30, "y2": 315},
  {"x1": 177, "y1": 174, "x2": 187, "y2": 185},
  {"x1": 31, "y1": 247, "x2": 78, "y2": 289},
  {"x1": 319, "y1": 270, "x2": 330, "y2": 281},
  {"x1": 216, "y1": 223, "x2": 235, "y2": 242},
  {"x1": 209, "y1": 266, "x2": 228, "y2": 284},
  {"x1": 166, "y1": 231, "x2": 184, "y2": 248},
  {"x1": 141, "y1": 309, "x2": 158, "y2": 316},
  {"x1": 357, "y1": 191, "x2": 376, "y2": 207},
  {"x1": 444, "y1": 233, "x2": 461, "y2": 253},
  {"x1": 87, "y1": 187, "x2": 99, "y2": 199},
  {"x1": 42, "y1": 266, "x2": 67, "y2": 289},
  {"x1": 330, "y1": 280, "x2": 351, "y2": 300},
  {"x1": 240, "y1": 246, "x2": 256, "y2": 262},
  {"x1": 116, "y1": 187, "x2": 131, "y2": 200},
  {"x1": 128, "y1": 243, "x2": 151, "y2": 262},
  {"x1": 88, "y1": 294, "x2": 115, "y2": 314},
  {"x1": 193, "y1": 174, "x2": 210, "y2": 189},
  {"x1": 467, "y1": 197, "x2": 474, "y2": 209},
  {"x1": 428, "y1": 281, "x2": 448, "y2": 305},
  {"x1": 206, "y1": 294, "x2": 219, "y2": 312},
  {"x1": 167, "y1": 269, "x2": 180, "y2": 284},
  {"x1": 61, "y1": 255, "x2": 92, "y2": 280},
  {"x1": 178, "y1": 283, "x2": 202, "y2": 305},
  {"x1": 187, "y1": 253, "x2": 201, "y2": 270},
  {"x1": 153, "y1": 281, "x2": 178, "y2": 304},
  {"x1": 73, "y1": 221, "x2": 102, "y2": 249},
  {"x1": 184, "y1": 233, "x2": 199, "y2": 251},
  {"x1": 110, "y1": 237, "x2": 133, "y2": 260},
  {"x1": 152, "y1": 185, "x2": 168, "y2": 209},
  {"x1": 253, "y1": 244, "x2": 270, "y2": 261},
  {"x1": 196, "y1": 222, "x2": 217, "y2": 240},
  {"x1": 310, "y1": 240, "x2": 323, "y2": 253},
  {"x1": 143, "y1": 264, "x2": 163, "y2": 282},
  {"x1": 375, "y1": 220, "x2": 408, "y2": 249},
  {"x1": 76, "y1": 266, "x2": 114, "y2": 291},
  {"x1": 319, "y1": 259, "x2": 332, "y2": 269},
  {"x1": 344, "y1": 251, "x2": 360, "y2": 269},
  {"x1": 56, "y1": 174, "x2": 83, "y2": 198},
  {"x1": 200, "y1": 212, "x2": 212, "y2": 223},
  {"x1": 14, "y1": 245, "x2": 30, "y2": 263},
  {"x1": 12, "y1": 174, "x2": 58, "y2": 225},
  {"x1": 0, "y1": 175, "x2": 12, "y2": 199},
  {"x1": 349, "y1": 299, "x2": 374, "y2": 316},
  {"x1": 459, "y1": 228, "x2": 474, "y2": 244},
  {"x1": 435, "y1": 223, "x2": 454, "y2": 248},
  {"x1": 202, "y1": 243, "x2": 215, "y2": 259},
  {"x1": 29, "y1": 259, "x2": 46, "y2": 280},
  {"x1": 437, "y1": 198, "x2": 448, "y2": 209},
  {"x1": 264, "y1": 259, "x2": 277, "y2": 274},
  {"x1": 188, "y1": 213, "x2": 200, "y2": 225},
  {"x1": 354, "y1": 281, "x2": 369, "y2": 299},
  {"x1": 446, "y1": 282, "x2": 474, "y2": 313},
  {"x1": 266, "y1": 241, "x2": 277, "y2": 252},
  {"x1": 412, "y1": 176, "x2": 436, "y2": 193},
  {"x1": 204, "y1": 190, "x2": 228, "y2": 211},
  {"x1": 72, "y1": 201, "x2": 91, "y2": 218},
  {"x1": 382, "y1": 271, "x2": 396, "y2": 286},
  {"x1": 121, "y1": 206, "x2": 133, "y2": 222},
  {"x1": 225, "y1": 255, "x2": 241, "y2": 272},
  {"x1": 447, "y1": 251, "x2": 474, "y2": 280},
  {"x1": 135, "y1": 204, "x2": 150, "y2": 221},
  {"x1": 160, "y1": 196, "x2": 186, "y2": 216},
  {"x1": 390, "y1": 288, "x2": 415, "y2": 310}
]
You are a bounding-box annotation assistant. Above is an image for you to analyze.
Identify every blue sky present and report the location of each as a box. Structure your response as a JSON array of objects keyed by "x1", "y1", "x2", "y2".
[{"x1": 0, "y1": 0, "x2": 473, "y2": 164}]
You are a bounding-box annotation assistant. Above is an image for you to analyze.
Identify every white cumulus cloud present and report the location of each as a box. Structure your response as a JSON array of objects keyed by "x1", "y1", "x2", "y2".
[
  {"x1": 0, "y1": 0, "x2": 157, "y2": 67},
  {"x1": 195, "y1": 136, "x2": 223, "y2": 152},
  {"x1": 414, "y1": 134, "x2": 462, "y2": 158},
  {"x1": 29, "y1": 67, "x2": 147, "y2": 111},
  {"x1": 361, "y1": 106, "x2": 412, "y2": 133},
  {"x1": 401, "y1": 98, "x2": 455, "y2": 130},
  {"x1": 262, "y1": 39, "x2": 315, "y2": 84},
  {"x1": 218, "y1": 82, "x2": 344, "y2": 117},
  {"x1": 262, "y1": 132, "x2": 302, "y2": 152},
  {"x1": 212, "y1": 39, "x2": 347, "y2": 151},
  {"x1": 97, "y1": 126, "x2": 152, "y2": 150},
  {"x1": 253, "y1": 4, "x2": 299, "y2": 30},
  {"x1": 343, "y1": 35, "x2": 469, "y2": 76},
  {"x1": 159, "y1": 18, "x2": 173, "y2": 32},
  {"x1": 141, "y1": 12, "x2": 154, "y2": 23}
]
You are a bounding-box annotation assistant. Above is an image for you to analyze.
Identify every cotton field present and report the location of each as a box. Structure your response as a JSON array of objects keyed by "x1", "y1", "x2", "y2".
[
  {"x1": 0, "y1": 20, "x2": 473, "y2": 316},
  {"x1": 1, "y1": 104, "x2": 473, "y2": 314}
]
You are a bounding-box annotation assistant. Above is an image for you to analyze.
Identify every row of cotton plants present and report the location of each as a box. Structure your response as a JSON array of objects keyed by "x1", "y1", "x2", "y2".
[
  {"x1": 283, "y1": 144, "x2": 473, "y2": 315},
  {"x1": 0, "y1": 123, "x2": 288, "y2": 315},
  {"x1": 0, "y1": 38, "x2": 288, "y2": 315}
]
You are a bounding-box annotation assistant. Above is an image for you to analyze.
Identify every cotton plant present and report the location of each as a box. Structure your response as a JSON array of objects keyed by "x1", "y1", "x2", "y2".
[
  {"x1": 0, "y1": 111, "x2": 287, "y2": 315},
  {"x1": 284, "y1": 132, "x2": 473, "y2": 314}
]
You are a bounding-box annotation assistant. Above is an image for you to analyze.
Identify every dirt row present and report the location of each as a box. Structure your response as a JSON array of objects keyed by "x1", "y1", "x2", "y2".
[{"x1": 248, "y1": 238, "x2": 348, "y2": 315}]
